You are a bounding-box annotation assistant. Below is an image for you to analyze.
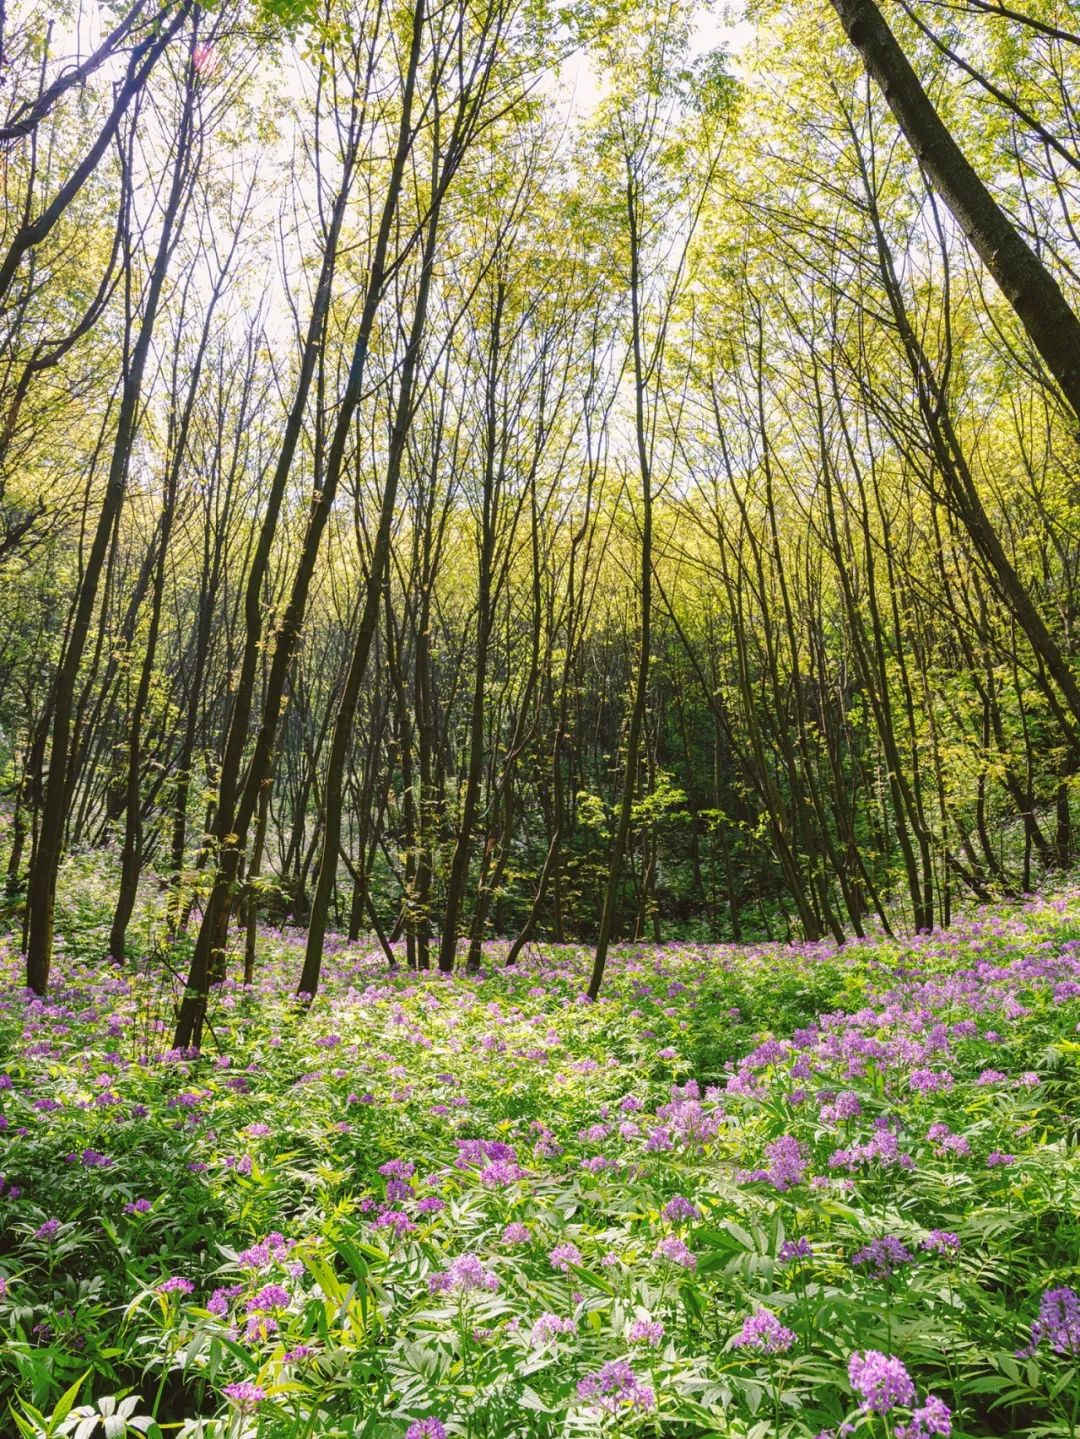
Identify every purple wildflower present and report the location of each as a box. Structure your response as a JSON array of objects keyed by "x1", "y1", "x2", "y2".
[
  {"x1": 848, "y1": 1351, "x2": 917, "y2": 1412},
  {"x1": 628, "y1": 1318, "x2": 664, "y2": 1346},
  {"x1": 478, "y1": 1159, "x2": 525, "y2": 1186},
  {"x1": 379, "y1": 1159, "x2": 416, "y2": 1180},
  {"x1": 529, "y1": 1311, "x2": 576, "y2": 1345},
  {"x1": 577, "y1": 1359, "x2": 655, "y2": 1412},
  {"x1": 208, "y1": 1285, "x2": 243, "y2": 1315},
  {"x1": 247, "y1": 1283, "x2": 289, "y2": 1311},
  {"x1": 764, "y1": 1135, "x2": 807, "y2": 1190},
  {"x1": 428, "y1": 1253, "x2": 498, "y2": 1293},
  {"x1": 779, "y1": 1237, "x2": 813, "y2": 1262},
  {"x1": 732, "y1": 1308, "x2": 795, "y2": 1354},
  {"x1": 921, "y1": 1231, "x2": 960, "y2": 1258},
  {"x1": 549, "y1": 1241, "x2": 582, "y2": 1272},
  {"x1": 652, "y1": 1235, "x2": 697, "y2": 1269},
  {"x1": 1025, "y1": 1286, "x2": 1080, "y2": 1357},
  {"x1": 373, "y1": 1210, "x2": 416, "y2": 1236},
  {"x1": 222, "y1": 1381, "x2": 265, "y2": 1407},
  {"x1": 896, "y1": 1395, "x2": 952, "y2": 1439},
  {"x1": 662, "y1": 1194, "x2": 699, "y2": 1222},
  {"x1": 158, "y1": 1276, "x2": 195, "y2": 1296},
  {"x1": 405, "y1": 1421, "x2": 446, "y2": 1439},
  {"x1": 852, "y1": 1237, "x2": 913, "y2": 1277}
]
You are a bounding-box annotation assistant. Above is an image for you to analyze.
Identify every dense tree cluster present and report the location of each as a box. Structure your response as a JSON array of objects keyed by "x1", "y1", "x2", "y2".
[{"x1": 1, "y1": 0, "x2": 1078, "y2": 1031}]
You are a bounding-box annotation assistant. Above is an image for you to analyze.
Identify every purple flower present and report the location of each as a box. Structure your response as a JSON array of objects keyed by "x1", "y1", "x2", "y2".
[
  {"x1": 456, "y1": 1138, "x2": 516, "y2": 1168},
  {"x1": 848, "y1": 1351, "x2": 917, "y2": 1412},
  {"x1": 222, "y1": 1381, "x2": 265, "y2": 1407},
  {"x1": 986, "y1": 1151, "x2": 1015, "y2": 1167},
  {"x1": 921, "y1": 1231, "x2": 960, "y2": 1258},
  {"x1": 478, "y1": 1159, "x2": 525, "y2": 1186},
  {"x1": 405, "y1": 1421, "x2": 446, "y2": 1439},
  {"x1": 244, "y1": 1312, "x2": 279, "y2": 1342},
  {"x1": 374, "y1": 1210, "x2": 417, "y2": 1236},
  {"x1": 896, "y1": 1395, "x2": 952, "y2": 1439},
  {"x1": 763, "y1": 1135, "x2": 807, "y2": 1190},
  {"x1": 820, "y1": 1090, "x2": 863, "y2": 1122},
  {"x1": 580, "y1": 1123, "x2": 611, "y2": 1143},
  {"x1": 208, "y1": 1285, "x2": 243, "y2": 1316},
  {"x1": 652, "y1": 1235, "x2": 697, "y2": 1269},
  {"x1": 501, "y1": 1222, "x2": 529, "y2": 1246},
  {"x1": 158, "y1": 1276, "x2": 195, "y2": 1296},
  {"x1": 123, "y1": 1198, "x2": 152, "y2": 1215},
  {"x1": 852, "y1": 1237, "x2": 912, "y2": 1277},
  {"x1": 662, "y1": 1194, "x2": 699, "y2": 1222},
  {"x1": 577, "y1": 1359, "x2": 655, "y2": 1412},
  {"x1": 732, "y1": 1308, "x2": 795, "y2": 1354},
  {"x1": 247, "y1": 1283, "x2": 289, "y2": 1311},
  {"x1": 237, "y1": 1233, "x2": 291, "y2": 1269},
  {"x1": 628, "y1": 1318, "x2": 664, "y2": 1346},
  {"x1": 35, "y1": 1218, "x2": 61, "y2": 1241},
  {"x1": 428, "y1": 1253, "x2": 498, "y2": 1294},
  {"x1": 779, "y1": 1237, "x2": 813, "y2": 1262},
  {"x1": 1024, "y1": 1286, "x2": 1080, "y2": 1357},
  {"x1": 529, "y1": 1311, "x2": 576, "y2": 1345},
  {"x1": 379, "y1": 1159, "x2": 416, "y2": 1180},
  {"x1": 549, "y1": 1241, "x2": 582, "y2": 1272}
]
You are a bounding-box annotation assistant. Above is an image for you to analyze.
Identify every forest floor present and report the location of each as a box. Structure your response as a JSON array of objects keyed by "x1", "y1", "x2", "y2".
[{"x1": 1, "y1": 889, "x2": 1078, "y2": 1438}]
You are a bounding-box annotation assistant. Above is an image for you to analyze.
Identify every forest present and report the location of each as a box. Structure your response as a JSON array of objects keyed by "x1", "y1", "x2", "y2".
[{"x1": 0, "y1": 0, "x2": 1078, "y2": 1435}]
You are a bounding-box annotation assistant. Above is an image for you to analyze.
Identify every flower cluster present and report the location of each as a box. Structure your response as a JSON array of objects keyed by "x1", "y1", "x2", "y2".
[
  {"x1": 1023, "y1": 1286, "x2": 1080, "y2": 1358},
  {"x1": 577, "y1": 1359, "x2": 655, "y2": 1412},
  {"x1": 428, "y1": 1253, "x2": 499, "y2": 1294},
  {"x1": 732, "y1": 1309, "x2": 795, "y2": 1355}
]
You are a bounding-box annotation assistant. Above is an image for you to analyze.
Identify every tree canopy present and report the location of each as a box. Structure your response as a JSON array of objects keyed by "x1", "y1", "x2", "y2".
[{"x1": 1, "y1": 0, "x2": 1078, "y2": 1016}]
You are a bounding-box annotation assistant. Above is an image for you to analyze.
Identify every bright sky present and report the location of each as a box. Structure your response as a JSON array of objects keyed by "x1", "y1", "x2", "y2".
[{"x1": 548, "y1": 10, "x2": 756, "y2": 119}]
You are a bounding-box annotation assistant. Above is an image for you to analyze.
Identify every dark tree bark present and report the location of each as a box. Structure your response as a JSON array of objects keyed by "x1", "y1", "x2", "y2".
[
  {"x1": 24, "y1": 23, "x2": 199, "y2": 992},
  {"x1": 828, "y1": 0, "x2": 1080, "y2": 426}
]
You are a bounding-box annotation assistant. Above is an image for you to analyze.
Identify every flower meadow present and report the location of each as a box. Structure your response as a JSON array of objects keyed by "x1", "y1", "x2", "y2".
[{"x1": 0, "y1": 896, "x2": 1078, "y2": 1438}]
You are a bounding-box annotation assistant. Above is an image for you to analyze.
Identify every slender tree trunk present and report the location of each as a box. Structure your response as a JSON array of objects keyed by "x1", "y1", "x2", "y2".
[
  {"x1": 440, "y1": 283, "x2": 506, "y2": 972},
  {"x1": 588, "y1": 177, "x2": 651, "y2": 1001},
  {"x1": 298, "y1": 163, "x2": 442, "y2": 998},
  {"x1": 25, "y1": 31, "x2": 197, "y2": 992}
]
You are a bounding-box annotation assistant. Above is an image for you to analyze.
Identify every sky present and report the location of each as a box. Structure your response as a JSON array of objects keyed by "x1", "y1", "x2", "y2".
[{"x1": 548, "y1": 9, "x2": 757, "y2": 120}]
